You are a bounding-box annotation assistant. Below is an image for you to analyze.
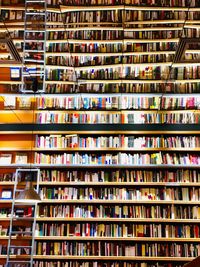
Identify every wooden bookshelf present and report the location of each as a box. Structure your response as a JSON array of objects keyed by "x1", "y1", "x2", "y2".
[{"x1": 1, "y1": 0, "x2": 200, "y2": 266}]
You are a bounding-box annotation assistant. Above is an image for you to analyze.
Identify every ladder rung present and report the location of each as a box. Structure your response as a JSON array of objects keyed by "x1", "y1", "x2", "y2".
[
  {"x1": 15, "y1": 189, "x2": 24, "y2": 192},
  {"x1": 26, "y1": 12, "x2": 45, "y2": 15},
  {"x1": 12, "y1": 216, "x2": 34, "y2": 219},
  {"x1": 24, "y1": 49, "x2": 45, "y2": 53},
  {"x1": 25, "y1": 30, "x2": 45, "y2": 33},
  {"x1": 23, "y1": 74, "x2": 44, "y2": 77},
  {"x1": 11, "y1": 231, "x2": 32, "y2": 234},
  {"x1": 23, "y1": 70, "x2": 45, "y2": 74},
  {"x1": 24, "y1": 59, "x2": 44, "y2": 63},
  {"x1": 26, "y1": 0, "x2": 45, "y2": 2},
  {"x1": 7, "y1": 261, "x2": 31, "y2": 263},
  {"x1": 14, "y1": 202, "x2": 36, "y2": 206},
  {"x1": 24, "y1": 39, "x2": 45, "y2": 43},
  {"x1": 23, "y1": 69, "x2": 45, "y2": 72},
  {"x1": 9, "y1": 245, "x2": 32, "y2": 248}
]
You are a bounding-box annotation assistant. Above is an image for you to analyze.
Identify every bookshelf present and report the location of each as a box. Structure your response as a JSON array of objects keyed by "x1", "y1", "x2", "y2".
[{"x1": 0, "y1": 0, "x2": 200, "y2": 266}]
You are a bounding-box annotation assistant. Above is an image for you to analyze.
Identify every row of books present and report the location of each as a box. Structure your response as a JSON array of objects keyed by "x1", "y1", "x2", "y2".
[
  {"x1": 1, "y1": 204, "x2": 199, "y2": 220},
  {"x1": 47, "y1": 54, "x2": 174, "y2": 65},
  {"x1": 47, "y1": 56, "x2": 122, "y2": 68},
  {"x1": 125, "y1": 10, "x2": 197, "y2": 21},
  {"x1": 35, "y1": 241, "x2": 200, "y2": 257},
  {"x1": 75, "y1": 68, "x2": 198, "y2": 81},
  {"x1": 4, "y1": 95, "x2": 200, "y2": 111},
  {"x1": 6, "y1": 82, "x2": 198, "y2": 94},
  {"x1": 46, "y1": 42, "x2": 169, "y2": 54},
  {"x1": 45, "y1": 82, "x2": 200, "y2": 94},
  {"x1": 123, "y1": 54, "x2": 173, "y2": 64},
  {"x1": 0, "y1": 225, "x2": 32, "y2": 237},
  {"x1": 44, "y1": 66, "x2": 198, "y2": 79},
  {"x1": 45, "y1": 66, "x2": 200, "y2": 82},
  {"x1": 36, "y1": 95, "x2": 200, "y2": 110},
  {"x1": 1, "y1": 152, "x2": 200, "y2": 166},
  {"x1": 48, "y1": 43, "x2": 123, "y2": 54},
  {"x1": 46, "y1": 84, "x2": 75, "y2": 94},
  {"x1": 35, "y1": 222, "x2": 200, "y2": 238},
  {"x1": 0, "y1": 208, "x2": 33, "y2": 218},
  {"x1": 33, "y1": 262, "x2": 181, "y2": 267},
  {"x1": 45, "y1": 0, "x2": 198, "y2": 6},
  {"x1": 0, "y1": 172, "x2": 14, "y2": 182},
  {"x1": 48, "y1": 9, "x2": 197, "y2": 22},
  {"x1": 38, "y1": 204, "x2": 200, "y2": 219},
  {"x1": 0, "y1": 168, "x2": 198, "y2": 184},
  {"x1": 36, "y1": 112, "x2": 200, "y2": 124},
  {"x1": 0, "y1": 245, "x2": 7, "y2": 255},
  {"x1": 0, "y1": 225, "x2": 7, "y2": 236},
  {"x1": 48, "y1": 11, "x2": 122, "y2": 24},
  {"x1": 0, "y1": 154, "x2": 28, "y2": 165},
  {"x1": 9, "y1": 247, "x2": 31, "y2": 256},
  {"x1": 36, "y1": 135, "x2": 200, "y2": 149},
  {"x1": 34, "y1": 152, "x2": 200, "y2": 165},
  {"x1": 126, "y1": 29, "x2": 200, "y2": 39},
  {"x1": 40, "y1": 169, "x2": 200, "y2": 183},
  {"x1": 129, "y1": 0, "x2": 198, "y2": 6},
  {"x1": 40, "y1": 186, "x2": 200, "y2": 201},
  {"x1": 6, "y1": 9, "x2": 199, "y2": 26},
  {"x1": 0, "y1": 10, "x2": 23, "y2": 20},
  {"x1": 36, "y1": 135, "x2": 164, "y2": 149},
  {"x1": 47, "y1": 30, "x2": 122, "y2": 41},
  {"x1": 46, "y1": 69, "x2": 76, "y2": 81},
  {"x1": 10, "y1": 68, "x2": 200, "y2": 84}
]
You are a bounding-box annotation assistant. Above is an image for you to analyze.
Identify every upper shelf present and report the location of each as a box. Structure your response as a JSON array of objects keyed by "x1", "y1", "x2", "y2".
[
  {"x1": 0, "y1": 124, "x2": 200, "y2": 133},
  {"x1": 1, "y1": 4, "x2": 200, "y2": 12}
]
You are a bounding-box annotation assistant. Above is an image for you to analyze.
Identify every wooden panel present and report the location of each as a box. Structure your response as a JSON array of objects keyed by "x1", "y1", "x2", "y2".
[
  {"x1": 0, "y1": 134, "x2": 33, "y2": 150},
  {"x1": 0, "y1": 68, "x2": 10, "y2": 81},
  {"x1": 0, "y1": 112, "x2": 34, "y2": 123},
  {"x1": 184, "y1": 256, "x2": 200, "y2": 267}
]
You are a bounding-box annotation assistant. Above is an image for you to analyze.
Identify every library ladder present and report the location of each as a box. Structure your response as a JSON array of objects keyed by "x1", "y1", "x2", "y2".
[
  {"x1": 6, "y1": 169, "x2": 40, "y2": 267},
  {"x1": 21, "y1": 0, "x2": 47, "y2": 93}
]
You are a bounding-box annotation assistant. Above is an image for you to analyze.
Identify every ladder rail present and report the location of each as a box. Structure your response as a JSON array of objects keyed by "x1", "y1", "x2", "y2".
[
  {"x1": 6, "y1": 171, "x2": 18, "y2": 267},
  {"x1": 30, "y1": 169, "x2": 40, "y2": 267},
  {"x1": 21, "y1": 0, "x2": 46, "y2": 93},
  {"x1": 6, "y1": 168, "x2": 41, "y2": 267}
]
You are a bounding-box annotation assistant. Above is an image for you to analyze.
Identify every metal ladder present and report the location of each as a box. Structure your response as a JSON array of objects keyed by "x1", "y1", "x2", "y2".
[
  {"x1": 6, "y1": 168, "x2": 40, "y2": 267},
  {"x1": 21, "y1": 0, "x2": 47, "y2": 93}
]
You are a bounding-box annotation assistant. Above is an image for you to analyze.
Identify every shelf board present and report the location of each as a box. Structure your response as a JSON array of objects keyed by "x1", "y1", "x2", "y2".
[
  {"x1": 38, "y1": 182, "x2": 200, "y2": 187},
  {"x1": 125, "y1": 6, "x2": 200, "y2": 11},
  {"x1": 0, "y1": 181, "x2": 14, "y2": 185},
  {"x1": 46, "y1": 61, "x2": 200, "y2": 70},
  {"x1": 0, "y1": 199, "x2": 12, "y2": 203},
  {"x1": 1, "y1": 4, "x2": 200, "y2": 12},
  {"x1": 58, "y1": 4, "x2": 200, "y2": 12},
  {"x1": 0, "y1": 217, "x2": 10, "y2": 221},
  {"x1": 0, "y1": 109, "x2": 200, "y2": 114},
  {"x1": 40, "y1": 199, "x2": 200, "y2": 204},
  {"x1": 2, "y1": 78, "x2": 200, "y2": 84},
  {"x1": 32, "y1": 255, "x2": 194, "y2": 261},
  {"x1": 36, "y1": 218, "x2": 200, "y2": 223},
  {"x1": 112, "y1": 20, "x2": 198, "y2": 25},
  {"x1": 1, "y1": 181, "x2": 199, "y2": 187},
  {"x1": 32, "y1": 147, "x2": 200, "y2": 152},
  {"x1": 1, "y1": 92, "x2": 200, "y2": 97},
  {"x1": 45, "y1": 51, "x2": 176, "y2": 56},
  {"x1": 0, "y1": 164, "x2": 199, "y2": 169},
  {"x1": 0, "y1": 124, "x2": 200, "y2": 133},
  {"x1": 34, "y1": 236, "x2": 200, "y2": 242},
  {"x1": 0, "y1": 236, "x2": 31, "y2": 240}
]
